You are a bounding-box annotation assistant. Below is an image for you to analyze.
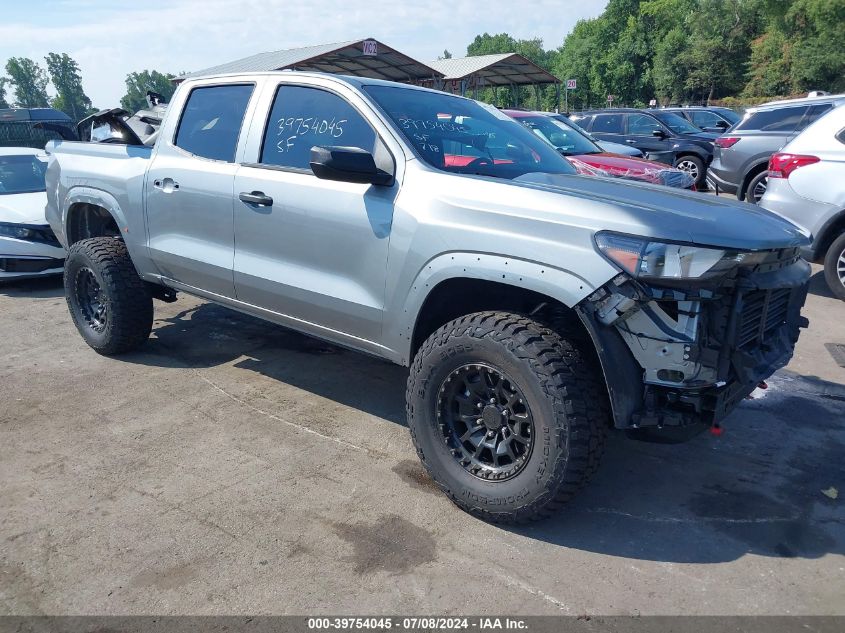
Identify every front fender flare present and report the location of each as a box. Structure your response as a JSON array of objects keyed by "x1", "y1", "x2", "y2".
[{"x1": 392, "y1": 251, "x2": 606, "y2": 364}]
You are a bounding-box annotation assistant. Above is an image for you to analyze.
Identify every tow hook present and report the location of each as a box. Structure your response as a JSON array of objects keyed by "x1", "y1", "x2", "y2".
[{"x1": 710, "y1": 422, "x2": 724, "y2": 437}]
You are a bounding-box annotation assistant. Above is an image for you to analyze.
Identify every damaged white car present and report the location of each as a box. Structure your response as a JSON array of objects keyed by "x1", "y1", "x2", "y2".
[{"x1": 0, "y1": 147, "x2": 65, "y2": 281}]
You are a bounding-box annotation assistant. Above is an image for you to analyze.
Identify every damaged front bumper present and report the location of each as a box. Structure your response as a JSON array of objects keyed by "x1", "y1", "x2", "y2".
[{"x1": 577, "y1": 248, "x2": 810, "y2": 439}]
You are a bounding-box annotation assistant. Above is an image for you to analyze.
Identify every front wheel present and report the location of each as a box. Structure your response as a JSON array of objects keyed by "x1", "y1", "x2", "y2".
[
  {"x1": 406, "y1": 312, "x2": 609, "y2": 523},
  {"x1": 674, "y1": 155, "x2": 705, "y2": 188},
  {"x1": 823, "y1": 232, "x2": 845, "y2": 301},
  {"x1": 64, "y1": 237, "x2": 153, "y2": 355}
]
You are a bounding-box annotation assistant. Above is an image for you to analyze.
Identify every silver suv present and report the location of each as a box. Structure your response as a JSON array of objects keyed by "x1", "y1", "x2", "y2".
[
  {"x1": 708, "y1": 94, "x2": 845, "y2": 204},
  {"x1": 45, "y1": 72, "x2": 811, "y2": 523},
  {"x1": 761, "y1": 104, "x2": 845, "y2": 300}
]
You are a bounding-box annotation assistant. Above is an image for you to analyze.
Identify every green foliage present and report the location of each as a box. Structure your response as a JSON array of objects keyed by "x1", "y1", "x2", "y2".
[
  {"x1": 464, "y1": 0, "x2": 842, "y2": 109},
  {"x1": 120, "y1": 70, "x2": 176, "y2": 113},
  {"x1": 0, "y1": 77, "x2": 10, "y2": 109},
  {"x1": 4, "y1": 57, "x2": 50, "y2": 108},
  {"x1": 45, "y1": 53, "x2": 94, "y2": 122}
]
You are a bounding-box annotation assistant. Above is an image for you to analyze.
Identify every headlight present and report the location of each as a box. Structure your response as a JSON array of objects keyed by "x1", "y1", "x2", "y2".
[
  {"x1": 595, "y1": 232, "x2": 764, "y2": 281},
  {"x1": 0, "y1": 222, "x2": 36, "y2": 240}
]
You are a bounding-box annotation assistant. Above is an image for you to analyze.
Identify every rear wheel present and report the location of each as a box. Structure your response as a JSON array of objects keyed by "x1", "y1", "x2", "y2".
[
  {"x1": 743, "y1": 170, "x2": 768, "y2": 204},
  {"x1": 823, "y1": 232, "x2": 845, "y2": 301},
  {"x1": 406, "y1": 311, "x2": 609, "y2": 524},
  {"x1": 674, "y1": 155, "x2": 705, "y2": 188},
  {"x1": 64, "y1": 237, "x2": 153, "y2": 355}
]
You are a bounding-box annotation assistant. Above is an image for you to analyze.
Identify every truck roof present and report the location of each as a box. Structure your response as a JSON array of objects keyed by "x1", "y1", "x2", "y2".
[{"x1": 177, "y1": 70, "x2": 462, "y2": 97}]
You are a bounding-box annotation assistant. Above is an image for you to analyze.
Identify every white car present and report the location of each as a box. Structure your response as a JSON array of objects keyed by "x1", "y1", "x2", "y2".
[
  {"x1": 760, "y1": 106, "x2": 845, "y2": 300},
  {"x1": 0, "y1": 147, "x2": 65, "y2": 281}
]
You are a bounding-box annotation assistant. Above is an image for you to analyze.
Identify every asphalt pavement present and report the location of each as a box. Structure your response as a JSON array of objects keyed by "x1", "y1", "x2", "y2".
[{"x1": 1, "y1": 267, "x2": 843, "y2": 615}]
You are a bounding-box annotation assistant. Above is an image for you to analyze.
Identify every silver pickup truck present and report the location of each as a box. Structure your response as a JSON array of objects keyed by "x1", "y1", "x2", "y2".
[{"x1": 45, "y1": 72, "x2": 811, "y2": 523}]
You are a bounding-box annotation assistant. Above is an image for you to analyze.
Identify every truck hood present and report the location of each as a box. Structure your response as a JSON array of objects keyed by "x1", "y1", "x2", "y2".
[
  {"x1": 0, "y1": 191, "x2": 49, "y2": 225},
  {"x1": 513, "y1": 172, "x2": 809, "y2": 251}
]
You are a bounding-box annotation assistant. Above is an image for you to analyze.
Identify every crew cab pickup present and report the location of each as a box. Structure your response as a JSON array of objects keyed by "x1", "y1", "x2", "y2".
[{"x1": 45, "y1": 72, "x2": 811, "y2": 523}]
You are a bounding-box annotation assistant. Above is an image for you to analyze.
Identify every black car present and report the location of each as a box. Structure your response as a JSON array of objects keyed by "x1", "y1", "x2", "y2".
[
  {"x1": 570, "y1": 108, "x2": 719, "y2": 188},
  {"x1": 660, "y1": 106, "x2": 741, "y2": 133},
  {"x1": 0, "y1": 108, "x2": 77, "y2": 149}
]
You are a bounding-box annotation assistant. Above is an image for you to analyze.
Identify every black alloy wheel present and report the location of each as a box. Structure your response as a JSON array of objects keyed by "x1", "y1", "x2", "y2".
[{"x1": 437, "y1": 363, "x2": 533, "y2": 480}]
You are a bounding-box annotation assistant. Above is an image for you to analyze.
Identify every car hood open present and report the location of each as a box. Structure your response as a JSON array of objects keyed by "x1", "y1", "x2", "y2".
[{"x1": 0, "y1": 191, "x2": 49, "y2": 225}]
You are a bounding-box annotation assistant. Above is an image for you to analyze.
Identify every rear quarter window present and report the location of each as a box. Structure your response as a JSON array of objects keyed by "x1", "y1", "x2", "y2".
[{"x1": 735, "y1": 106, "x2": 808, "y2": 133}]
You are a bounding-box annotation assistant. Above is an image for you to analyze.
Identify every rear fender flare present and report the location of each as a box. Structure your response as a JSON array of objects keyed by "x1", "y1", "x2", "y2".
[{"x1": 63, "y1": 186, "x2": 128, "y2": 240}]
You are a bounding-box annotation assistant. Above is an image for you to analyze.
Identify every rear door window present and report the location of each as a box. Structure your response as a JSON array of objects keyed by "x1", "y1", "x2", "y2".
[
  {"x1": 174, "y1": 84, "x2": 254, "y2": 162},
  {"x1": 735, "y1": 106, "x2": 809, "y2": 133},
  {"x1": 260, "y1": 85, "x2": 376, "y2": 170},
  {"x1": 591, "y1": 114, "x2": 623, "y2": 134}
]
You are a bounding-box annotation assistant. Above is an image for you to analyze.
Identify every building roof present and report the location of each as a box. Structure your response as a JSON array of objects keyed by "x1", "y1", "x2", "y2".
[
  {"x1": 427, "y1": 54, "x2": 560, "y2": 86},
  {"x1": 178, "y1": 39, "x2": 444, "y2": 83}
]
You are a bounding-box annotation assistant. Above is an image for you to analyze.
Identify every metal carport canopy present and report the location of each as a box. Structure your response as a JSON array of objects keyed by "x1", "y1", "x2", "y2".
[
  {"x1": 176, "y1": 39, "x2": 444, "y2": 84},
  {"x1": 425, "y1": 53, "x2": 560, "y2": 90}
]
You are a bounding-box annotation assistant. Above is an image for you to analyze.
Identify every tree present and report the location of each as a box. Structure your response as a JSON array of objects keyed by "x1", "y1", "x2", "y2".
[
  {"x1": 45, "y1": 53, "x2": 94, "y2": 121},
  {"x1": 5, "y1": 57, "x2": 49, "y2": 108},
  {"x1": 466, "y1": 33, "x2": 555, "y2": 108},
  {"x1": 120, "y1": 70, "x2": 176, "y2": 113},
  {"x1": 440, "y1": 49, "x2": 452, "y2": 59},
  {"x1": 0, "y1": 77, "x2": 10, "y2": 109}
]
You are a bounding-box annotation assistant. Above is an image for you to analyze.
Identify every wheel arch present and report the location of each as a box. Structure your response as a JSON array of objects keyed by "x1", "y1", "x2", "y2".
[
  {"x1": 810, "y1": 209, "x2": 845, "y2": 263},
  {"x1": 63, "y1": 187, "x2": 127, "y2": 246},
  {"x1": 399, "y1": 253, "x2": 601, "y2": 363},
  {"x1": 739, "y1": 160, "x2": 770, "y2": 200}
]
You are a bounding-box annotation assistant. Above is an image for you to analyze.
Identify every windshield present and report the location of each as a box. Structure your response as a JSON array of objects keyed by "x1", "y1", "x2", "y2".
[
  {"x1": 0, "y1": 154, "x2": 47, "y2": 195},
  {"x1": 654, "y1": 112, "x2": 704, "y2": 134},
  {"x1": 514, "y1": 115, "x2": 601, "y2": 156},
  {"x1": 363, "y1": 86, "x2": 576, "y2": 179}
]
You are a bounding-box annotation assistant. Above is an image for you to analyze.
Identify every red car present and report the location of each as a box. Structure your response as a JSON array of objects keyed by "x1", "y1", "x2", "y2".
[{"x1": 503, "y1": 110, "x2": 695, "y2": 189}]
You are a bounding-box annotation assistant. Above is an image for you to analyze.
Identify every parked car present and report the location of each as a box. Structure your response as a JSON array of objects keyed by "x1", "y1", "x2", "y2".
[
  {"x1": 760, "y1": 105, "x2": 845, "y2": 300},
  {"x1": 0, "y1": 147, "x2": 65, "y2": 281},
  {"x1": 504, "y1": 110, "x2": 694, "y2": 189},
  {"x1": 0, "y1": 108, "x2": 77, "y2": 149},
  {"x1": 540, "y1": 112, "x2": 644, "y2": 157},
  {"x1": 45, "y1": 72, "x2": 810, "y2": 524},
  {"x1": 660, "y1": 106, "x2": 741, "y2": 133},
  {"x1": 708, "y1": 94, "x2": 845, "y2": 204},
  {"x1": 570, "y1": 108, "x2": 718, "y2": 188}
]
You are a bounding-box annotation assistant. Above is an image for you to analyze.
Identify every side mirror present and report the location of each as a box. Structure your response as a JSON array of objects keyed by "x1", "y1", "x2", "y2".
[
  {"x1": 309, "y1": 146, "x2": 394, "y2": 186},
  {"x1": 715, "y1": 120, "x2": 729, "y2": 129},
  {"x1": 651, "y1": 129, "x2": 667, "y2": 138}
]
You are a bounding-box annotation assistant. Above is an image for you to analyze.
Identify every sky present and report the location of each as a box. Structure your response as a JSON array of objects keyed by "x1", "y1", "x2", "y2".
[{"x1": 0, "y1": 0, "x2": 608, "y2": 108}]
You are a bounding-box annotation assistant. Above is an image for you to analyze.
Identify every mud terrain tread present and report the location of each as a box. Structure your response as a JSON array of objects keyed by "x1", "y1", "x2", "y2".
[
  {"x1": 64, "y1": 237, "x2": 153, "y2": 355},
  {"x1": 406, "y1": 311, "x2": 608, "y2": 523}
]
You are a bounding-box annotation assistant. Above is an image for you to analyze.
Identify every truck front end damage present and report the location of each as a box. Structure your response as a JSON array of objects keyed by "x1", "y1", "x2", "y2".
[{"x1": 578, "y1": 235, "x2": 810, "y2": 440}]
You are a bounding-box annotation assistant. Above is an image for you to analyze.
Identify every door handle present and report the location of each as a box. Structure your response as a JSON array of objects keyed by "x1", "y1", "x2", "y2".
[
  {"x1": 153, "y1": 178, "x2": 179, "y2": 191},
  {"x1": 625, "y1": 139, "x2": 637, "y2": 143},
  {"x1": 239, "y1": 191, "x2": 273, "y2": 206}
]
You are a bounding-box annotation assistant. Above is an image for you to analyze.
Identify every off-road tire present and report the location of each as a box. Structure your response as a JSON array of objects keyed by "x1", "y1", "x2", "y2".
[
  {"x1": 406, "y1": 311, "x2": 609, "y2": 524},
  {"x1": 823, "y1": 232, "x2": 845, "y2": 301},
  {"x1": 64, "y1": 237, "x2": 153, "y2": 355}
]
